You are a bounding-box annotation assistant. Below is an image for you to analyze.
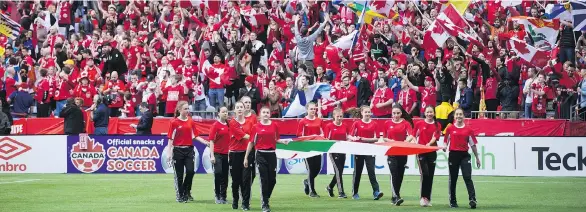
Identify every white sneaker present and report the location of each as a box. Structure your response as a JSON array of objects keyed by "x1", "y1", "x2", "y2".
[{"x1": 420, "y1": 198, "x2": 427, "y2": 207}]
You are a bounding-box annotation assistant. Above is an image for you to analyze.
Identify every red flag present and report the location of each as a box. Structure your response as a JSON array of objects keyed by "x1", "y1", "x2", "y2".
[{"x1": 423, "y1": 21, "x2": 449, "y2": 61}]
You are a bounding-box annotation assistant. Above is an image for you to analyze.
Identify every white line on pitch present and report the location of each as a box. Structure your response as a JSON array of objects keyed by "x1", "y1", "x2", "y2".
[{"x1": 0, "y1": 179, "x2": 41, "y2": 184}]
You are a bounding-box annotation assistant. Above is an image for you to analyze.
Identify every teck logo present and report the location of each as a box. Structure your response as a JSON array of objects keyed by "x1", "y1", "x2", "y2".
[
  {"x1": 533, "y1": 147, "x2": 586, "y2": 171},
  {"x1": 70, "y1": 135, "x2": 106, "y2": 173},
  {"x1": 0, "y1": 137, "x2": 31, "y2": 172}
]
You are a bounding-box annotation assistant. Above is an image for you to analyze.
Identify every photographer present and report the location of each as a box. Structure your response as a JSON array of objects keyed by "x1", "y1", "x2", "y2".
[
  {"x1": 101, "y1": 71, "x2": 126, "y2": 117},
  {"x1": 60, "y1": 98, "x2": 84, "y2": 135},
  {"x1": 87, "y1": 95, "x2": 109, "y2": 135}
]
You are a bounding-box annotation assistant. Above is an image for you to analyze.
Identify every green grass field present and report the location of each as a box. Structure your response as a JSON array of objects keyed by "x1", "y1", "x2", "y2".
[{"x1": 0, "y1": 174, "x2": 585, "y2": 212}]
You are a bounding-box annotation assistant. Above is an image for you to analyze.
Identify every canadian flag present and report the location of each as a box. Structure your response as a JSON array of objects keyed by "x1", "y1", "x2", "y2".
[
  {"x1": 508, "y1": 38, "x2": 551, "y2": 68},
  {"x1": 240, "y1": 6, "x2": 270, "y2": 26},
  {"x1": 370, "y1": 0, "x2": 398, "y2": 18},
  {"x1": 422, "y1": 20, "x2": 449, "y2": 61},
  {"x1": 436, "y1": 5, "x2": 483, "y2": 48}
]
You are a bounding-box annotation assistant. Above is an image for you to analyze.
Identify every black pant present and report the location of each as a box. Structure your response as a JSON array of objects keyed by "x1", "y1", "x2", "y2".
[
  {"x1": 243, "y1": 149, "x2": 256, "y2": 206},
  {"x1": 417, "y1": 152, "x2": 437, "y2": 200},
  {"x1": 229, "y1": 151, "x2": 252, "y2": 206},
  {"x1": 448, "y1": 151, "x2": 476, "y2": 203},
  {"x1": 109, "y1": 107, "x2": 121, "y2": 117},
  {"x1": 305, "y1": 155, "x2": 322, "y2": 193},
  {"x1": 352, "y1": 155, "x2": 380, "y2": 196},
  {"x1": 387, "y1": 156, "x2": 407, "y2": 199},
  {"x1": 37, "y1": 103, "x2": 52, "y2": 117},
  {"x1": 158, "y1": 101, "x2": 166, "y2": 116},
  {"x1": 485, "y1": 99, "x2": 499, "y2": 119},
  {"x1": 213, "y1": 153, "x2": 229, "y2": 200},
  {"x1": 256, "y1": 151, "x2": 277, "y2": 207},
  {"x1": 172, "y1": 147, "x2": 195, "y2": 199},
  {"x1": 328, "y1": 153, "x2": 346, "y2": 194}
]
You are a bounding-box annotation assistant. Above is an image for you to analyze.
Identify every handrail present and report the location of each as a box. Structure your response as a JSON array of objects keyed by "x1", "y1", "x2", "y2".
[{"x1": 570, "y1": 99, "x2": 586, "y2": 121}]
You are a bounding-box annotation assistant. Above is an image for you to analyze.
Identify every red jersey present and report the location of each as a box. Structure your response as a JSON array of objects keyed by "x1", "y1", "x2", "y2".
[
  {"x1": 336, "y1": 85, "x2": 357, "y2": 112},
  {"x1": 123, "y1": 101, "x2": 136, "y2": 118},
  {"x1": 103, "y1": 80, "x2": 126, "y2": 108},
  {"x1": 296, "y1": 117, "x2": 323, "y2": 136},
  {"x1": 164, "y1": 84, "x2": 185, "y2": 114},
  {"x1": 35, "y1": 78, "x2": 51, "y2": 103},
  {"x1": 416, "y1": 86, "x2": 437, "y2": 114},
  {"x1": 178, "y1": 65, "x2": 197, "y2": 80},
  {"x1": 444, "y1": 124, "x2": 478, "y2": 152},
  {"x1": 252, "y1": 121, "x2": 279, "y2": 150},
  {"x1": 413, "y1": 120, "x2": 441, "y2": 146},
  {"x1": 244, "y1": 113, "x2": 258, "y2": 134},
  {"x1": 324, "y1": 122, "x2": 349, "y2": 141},
  {"x1": 209, "y1": 120, "x2": 230, "y2": 154},
  {"x1": 398, "y1": 89, "x2": 417, "y2": 113},
  {"x1": 126, "y1": 46, "x2": 144, "y2": 70},
  {"x1": 531, "y1": 83, "x2": 549, "y2": 115},
  {"x1": 168, "y1": 117, "x2": 200, "y2": 146},
  {"x1": 4, "y1": 77, "x2": 16, "y2": 99},
  {"x1": 371, "y1": 88, "x2": 393, "y2": 117},
  {"x1": 74, "y1": 84, "x2": 97, "y2": 107},
  {"x1": 54, "y1": 78, "x2": 75, "y2": 101},
  {"x1": 484, "y1": 77, "x2": 499, "y2": 100},
  {"x1": 351, "y1": 120, "x2": 379, "y2": 141},
  {"x1": 229, "y1": 119, "x2": 249, "y2": 151},
  {"x1": 383, "y1": 120, "x2": 413, "y2": 142}
]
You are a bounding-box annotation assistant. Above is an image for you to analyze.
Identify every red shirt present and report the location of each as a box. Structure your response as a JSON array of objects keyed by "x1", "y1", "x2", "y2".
[
  {"x1": 296, "y1": 117, "x2": 323, "y2": 136},
  {"x1": 178, "y1": 65, "x2": 197, "y2": 80},
  {"x1": 58, "y1": 1, "x2": 72, "y2": 25},
  {"x1": 416, "y1": 86, "x2": 437, "y2": 114},
  {"x1": 444, "y1": 124, "x2": 478, "y2": 152},
  {"x1": 126, "y1": 46, "x2": 144, "y2": 70},
  {"x1": 244, "y1": 113, "x2": 258, "y2": 134},
  {"x1": 229, "y1": 119, "x2": 249, "y2": 151},
  {"x1": 383, "y1": 120, "x2": 413, "y2": 142},
  {"x1": 485, "y1": 77, "x2": 499, "y2": 100},
  {"x1": 324, "y1": 122, "x2": 349, "y2": 141},
  {"x1": 251, "y1": 121, "x2": 279, "y2": 150},
  {"x1": 74, "y1": 84, "x2": 97, "y2": 107},
  {"x1": 164, "y1": 84, "x2": 185, "y2": 114},
  {"x1": 392, "y1": 53, "x2": 408, "y2": 68},
  {"x1": 103, "y1": 80, "x2": 126, "y2": 108},
  {"x1": 398, "y1": 89, "x2": 417, "y2": 113},
  {"x1": 413, "y1": 120, "x2": 441, "y2": 146},
  {"x1": 4, "y1": 77, "x2": 16, "y2": 99},
  {"x1": 123, "y1": 101, "x2": 136, "y2": 118},
  {"x1": 531, "y1": 83, "x2": 549, "y2": 115},
  {"x1": 371, "y1": 88, "x2": 393, "y2": 117},
  {"x1": 336, "y1": 85, "x2": 357, "y2": 112},
  {"x1": 168, "y1": 117, "x2": 200, "y2": 146},
  {"x1": 209, "y1": 120, "x2": 230, "y2": 154},
  {"x1": 207, "y1": 64, "x2": 228, "y2": 89},
  {"x1": 351, "y1": 120, "x2": 379, "y2": 141},
  {"x1": 54, "y1": 78, "x2": 74, "y2": 101},
  {"x1": 35, "y1": 78, "x2": 51, "y2": 103}
]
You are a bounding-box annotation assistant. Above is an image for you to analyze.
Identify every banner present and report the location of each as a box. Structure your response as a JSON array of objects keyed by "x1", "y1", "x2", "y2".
[
  {"x1": 0, "y1": 136, "x2": 67, "y2": 173},
  {"x1": 11, "y1": 118, "x2": 569, "y2": 136},
  {"x1": 515, "y1": 137, "x2": 585, "y2": 177},
  {"x1": 327, "y1": 137, "x2": 515, "y2": 176}
]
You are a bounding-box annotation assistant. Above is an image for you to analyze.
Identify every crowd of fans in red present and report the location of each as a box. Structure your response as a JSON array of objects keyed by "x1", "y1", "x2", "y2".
[{"x1": 1, "y1": 0, "x2": 586, "y2": 124}]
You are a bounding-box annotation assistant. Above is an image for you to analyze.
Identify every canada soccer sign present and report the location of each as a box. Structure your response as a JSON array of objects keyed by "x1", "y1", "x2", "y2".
[{"x1": 70, "y1": 135, "x2": 106, "y2": 173}]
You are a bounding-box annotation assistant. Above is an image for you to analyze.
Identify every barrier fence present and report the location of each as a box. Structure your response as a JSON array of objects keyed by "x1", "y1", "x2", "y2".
[
  {"x1": 10, "y1": 116, "x2": 569, "y2": 136},
  {"x1": 0, "y1": 135, "x2": 584, "y2": 177}
]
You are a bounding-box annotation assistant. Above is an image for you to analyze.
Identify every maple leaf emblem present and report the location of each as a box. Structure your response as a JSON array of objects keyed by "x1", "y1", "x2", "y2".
[
  {"x1": 512, "y1": 40, "x2": 530, "y2": 55},
  {"x1": 370, "y1": 1, "x2": 386, "y2": 10},
  {"x1": 431, "y1": 22, "x2": 444, "y2": 35}
]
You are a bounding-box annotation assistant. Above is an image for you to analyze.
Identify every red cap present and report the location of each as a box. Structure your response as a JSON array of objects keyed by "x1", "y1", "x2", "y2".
[
  {"x1": 425, "y1": 76, "x2": 434, "y2": 82},
  {"x1": 245, "y1": 76, "x2": 255, "y2": 84}
]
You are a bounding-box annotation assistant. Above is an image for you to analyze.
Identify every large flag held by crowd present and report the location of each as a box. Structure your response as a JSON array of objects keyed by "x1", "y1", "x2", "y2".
[
  {"x1": 0, "y1": 13, "x2": 20, "y2": 40},
  {"x1": 509, "y1": 16, "x2": 560, "y2": 50},
  {"x1": 282, "y1": 83, "x2": 332, "y2": 117},
  {"x1": 571, "y1": 0, "x2": 586, "y2": 31}
]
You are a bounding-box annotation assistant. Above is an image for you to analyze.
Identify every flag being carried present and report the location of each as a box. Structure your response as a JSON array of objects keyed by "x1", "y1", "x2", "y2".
[
  {"x1": 0, "y1": 13, "x2": 21, "y2": 40},
  {"x1": 508, "y1": 38, "x2": 551, "y2": 68},
  {"x1": 509, "y1": 16, "x2": 560, "y2": 50},
  {"x1": 436, "y1": 4, "x2": 483, "y2": 47},
  {"x1": 571, "y1": 0, "x2": 586, "y2": 31},
  {"x1": 282, "y1": 83, "x2": 332, "y2": 117}
]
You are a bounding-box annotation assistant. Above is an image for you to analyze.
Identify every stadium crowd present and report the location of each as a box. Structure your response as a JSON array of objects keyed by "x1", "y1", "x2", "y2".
[{"x1": 0, "y1": 0, "x2": 586, "y2": 128}]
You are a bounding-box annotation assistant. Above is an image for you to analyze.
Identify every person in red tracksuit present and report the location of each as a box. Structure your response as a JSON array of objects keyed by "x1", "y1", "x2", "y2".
[
  {"x1": 166, "y1": 101, "x2": 209, "y2": 203},
  {"x1": 348, "y1": 106, "x2": 383, "y2": 201},
  {"x1": 244, "y1": 107, "x2": 291, "y2": 212},
  {"x1": 382, "y1": 104, "x2": 414, "y2": 206},
  {"x1": 102, "y1": 71, "x2": 126, "y2": 117},
  {"x1": 297, "y1": 102, "x2": 324, "y2": 198},
  {"x1": 413, "y1": 106, "x2": 442, "y2": 207},
  {"x1": 324, "y1": 108, "x2": 348, "y2": 198},
  {"x1": 443, "y1": 108, "x2": 480, "y2": 209},
  {"x1": 228, "y1": 101, "x2": 252, "y2": 210},
  {"x1": 209, "y1": 106, "x2": 230, "y2": 204}
]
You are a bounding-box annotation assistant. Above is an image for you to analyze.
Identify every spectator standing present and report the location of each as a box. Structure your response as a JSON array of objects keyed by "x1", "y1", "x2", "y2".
[
  {"x1": 351, "y1": 69, "x2": 373, "y2": 108},
  {"x1": 578, "y1": 68, "x2": 586, "y2": 120},
  {"x1": 131, "y1": 102, "x2": 154, "y2": 135},
  {"x1": 60, "y1": 98, "x2": 84, "y2": 135},
  {"x1": 89, "y1": 95, "x2": 109, "y2": 135},
  {"x1": 8, "y1": 84, "x2": 34, "y2": 118},
  {"x1": 102, "y1": 71, "x2": 126, "y2": 117},
  {"x1": 101, "y1": 42, "x2": 128, "y2": 79},
  {"x1": 0, "y1": 100, "x2": 11, "y2": 135},
  {"x1": 238, "y1": 76, "x2": 261, "y2": 114},
  {"x1": 457, "y1": 79, "x2": 474, "y2": 118},
  {"x1": 294, "y1": 14, "x2": 329, "y2": 80},
  {"x1": 523, "y1": 68, "x2": 537, "y2": 118}
]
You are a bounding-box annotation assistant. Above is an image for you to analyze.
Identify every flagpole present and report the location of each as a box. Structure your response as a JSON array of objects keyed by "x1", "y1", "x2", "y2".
[{"x1": 350, "y1": 0, "x2": 368, "y2": 58}]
